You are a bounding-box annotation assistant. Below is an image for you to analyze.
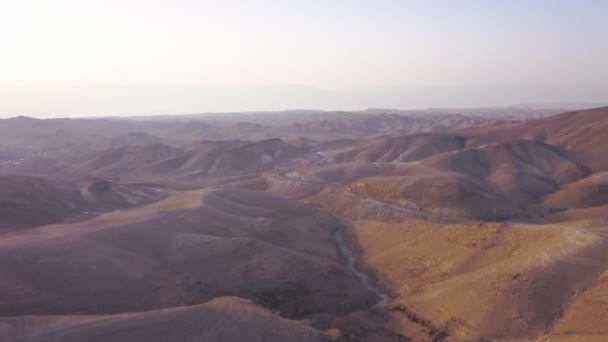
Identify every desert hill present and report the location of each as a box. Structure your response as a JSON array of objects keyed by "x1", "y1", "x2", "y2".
[
  {"x1": 0, "y1": 297, "x2": 330, "y2": 342},
  {"x1": 183, "y1": 138, "x2": 310, "y2": 176},
  {"x1": 0, "y1": 138, "x2": 312, "y2": 182},
  {"x1": 461, "y1": 106, "x2": 608, "y2": 171},
  {"x1": 149, "y1": 138, "x2": 312, "y2": 180},
  {"x1": 333, "y1": 133, "x2": 467, "y2": 163},
  {"x1": 0, "y1": 188, "x2": 375, "y2": 319},
  {"x1": 542, "y1": 172, "x2": 608, "y2": 210},
  {"x1": 0, "y1": 175, "x2": 83, "y2": 230},
  {"x1": 75, "y1": 144, "x2": 184, "y2": 175},
  {"x1": 338, "y1": 219, "x2": 608, "y2": 341},
  {"x1": 0, "y1": 175, "x2": 165, "y2": 230},
  {"x1": 277, "y1": 139, "x2": 589, "y2": 221}
]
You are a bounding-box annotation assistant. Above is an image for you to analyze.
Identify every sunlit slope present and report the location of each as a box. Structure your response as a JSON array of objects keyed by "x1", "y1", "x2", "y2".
[{"x1": 343, "y1": 219, "x2": 608, "y2": 341}]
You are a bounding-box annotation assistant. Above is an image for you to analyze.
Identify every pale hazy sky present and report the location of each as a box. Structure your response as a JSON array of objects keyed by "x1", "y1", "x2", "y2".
[{"x1": 1, "y1": 0, "x2": 607, "y2": 117}]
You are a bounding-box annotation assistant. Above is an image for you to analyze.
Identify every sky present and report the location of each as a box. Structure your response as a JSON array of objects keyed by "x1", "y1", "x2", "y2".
[{"x1": 0, "y1": 0, "x2": 607, "y2": 117}]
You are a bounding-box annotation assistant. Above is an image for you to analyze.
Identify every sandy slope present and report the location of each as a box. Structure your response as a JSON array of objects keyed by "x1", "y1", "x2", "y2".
[{"x1": 339, "y1": 219, "x2": 608, "y2": 341}]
